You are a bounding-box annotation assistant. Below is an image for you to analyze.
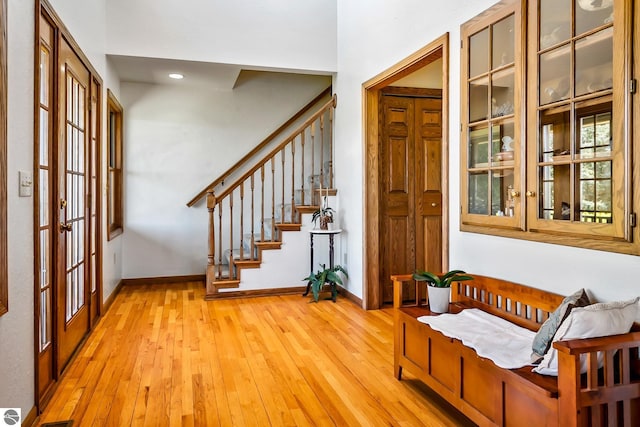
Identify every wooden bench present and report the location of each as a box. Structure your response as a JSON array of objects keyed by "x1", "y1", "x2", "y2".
[{"x1": 392, "y1": 274, "x2": 640, "y2": 427}]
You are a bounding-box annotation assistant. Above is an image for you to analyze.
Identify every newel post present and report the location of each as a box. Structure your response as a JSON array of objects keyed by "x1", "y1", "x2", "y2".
[{"x1": 206, "y1": 192, "x2": 216, "y2": 284}]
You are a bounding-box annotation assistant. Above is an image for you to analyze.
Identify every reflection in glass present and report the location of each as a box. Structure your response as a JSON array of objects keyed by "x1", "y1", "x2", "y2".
[
  {"x1": 540, "y1": 45, "x2": 571, "y2": 104},
  {"x1": 469, "y1": 172, "x2": 489, "y2": 215},
  {"x1": 540, "y1": 164, "x2": 570, "y2": 220},
  {"x1": 575, "y1": 28, "x2": 613, "y2": 97},
  {"x1": 470, "y1": 28, "x2": 489, "y2": 78},
  {"x1": 540, "y1": 0, "x2": 571, "y2": 49},
  {"x1": 469, "y1": 77, "x2": 489, "y2": 122},
  {"x1": 492, "y1": 14, "x2": 515, "y2": 68},
  {"x1": 492, "y1": 69, "x2": 515, "y2": 118},
  {"x1": 578, "y1": 161, "x2": 612, "y2": 223},
  {"x1": 578, "y1": 109, "x2": 611, "y2": 158},
  {"x1": 576, "y1": 0, "x2": 613, "y2": 36},
  {"x1": 491, "y1": 171, "x2": 514, "y2": 216},
  {"x1": 469, "y1": 127, "x2": 489, "y2": 167}
]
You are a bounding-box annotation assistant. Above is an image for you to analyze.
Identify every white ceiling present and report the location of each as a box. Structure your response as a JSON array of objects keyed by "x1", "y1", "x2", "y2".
[{"x1": 108, "y1": 55, "x2": 243, "y2": 90}]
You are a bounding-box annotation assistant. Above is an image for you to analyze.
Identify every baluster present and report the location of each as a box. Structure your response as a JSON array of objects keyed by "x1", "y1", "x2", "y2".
[
  {"x1": 281, "y1": 149, "x2": 285, "y2": 222},
  {"x1": 329, "y1": 107, "x2": 334, "y2": 188},
  {"x1": 301, "y1": 131, "x2": 305, "y2": 205},
  {"x1": 250, "y1": 174, "x2": 255, "y2": 260},
  {"x1": 239, "y1": 183, "x2": 244, "y2": 261},
  {"x1": 271, "y1": 157, "x2": 276, "y2": 240},
  {"x1": 217, "y1": 201, "x2": 223, "y2": 278},
  {"x1": 291, "y1": 139, "x2": 295, "y2": 222},
  {"x1": 229, "y1": 190, "x2": 234, "y2": 279},
  {"x1": 261, "y1": 165, "x2": 265, "y2": 242},
  {"x1": 207, "y1": 192, "x2": 216, "y2": 278},
  {"x1": 310, "y1": 122, "x2": 315, "y2": 205},
  {"x1": 320, "y1": 114, "x2": 325, "y2": 189}
]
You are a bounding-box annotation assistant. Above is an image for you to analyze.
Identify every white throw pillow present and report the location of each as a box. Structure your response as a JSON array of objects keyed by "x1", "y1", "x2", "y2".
[{"x1": 533, "y1": 297, "x2": 639, "y2": 376}]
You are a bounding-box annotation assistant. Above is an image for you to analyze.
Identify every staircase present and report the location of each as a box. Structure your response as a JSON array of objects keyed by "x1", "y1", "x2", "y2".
[{"x1": 188, "y1": 91, "x2": 337, "y2": 298}]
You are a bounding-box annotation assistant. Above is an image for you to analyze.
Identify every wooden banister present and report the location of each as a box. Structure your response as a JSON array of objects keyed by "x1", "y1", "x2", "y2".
[
  {"x1": 187, "y1": 86, "x2": 332, "y2": 207},
  {"x1": 214, "y1": 94, "x2": 337, "y2": 202},
  {"x1": 204, "y1": 92, "x2": 338, "y2": 291}
]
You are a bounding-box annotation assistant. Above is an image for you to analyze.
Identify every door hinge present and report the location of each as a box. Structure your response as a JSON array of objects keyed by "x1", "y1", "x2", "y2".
[
  {"x1": 630, "y1": 213, "x2": 637, "y2": 228},
  {"x1": 461, "y1": 39, "x2": 463, "y2": 49},
  {"x1": 630, "y1": 79, "x2": 637, "y2": 94}
]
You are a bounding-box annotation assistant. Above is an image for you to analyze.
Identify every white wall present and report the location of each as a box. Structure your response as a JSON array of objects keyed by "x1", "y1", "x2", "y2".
[
  {"x1": 106, "y1": 0, "x2": 337, "y2": 74},
  {"x1": 121, "y1": 73, "x2": 331, "y2": 278},
  {"x1": 334, "y1": 0, "x2": 640, "y2": 304}
]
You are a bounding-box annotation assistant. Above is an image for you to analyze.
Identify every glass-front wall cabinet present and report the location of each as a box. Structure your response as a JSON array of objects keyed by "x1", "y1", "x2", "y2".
[
  {"x1": 461, "y1": 0, "x2": 635, "y2": 252},
  {"x1": 461, "y1": 0, "x2": 523, "y2": 229},
  {"x1": 527, "y1": 0, "x2": 627, "y2": 241}
]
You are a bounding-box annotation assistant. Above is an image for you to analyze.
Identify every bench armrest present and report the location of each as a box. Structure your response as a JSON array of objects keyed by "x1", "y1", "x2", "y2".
[{"x1": 555, "y1": 331, "x2": 640, "y2": 427}]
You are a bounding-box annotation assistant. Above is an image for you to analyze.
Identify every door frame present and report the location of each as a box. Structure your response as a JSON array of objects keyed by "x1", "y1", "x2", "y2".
[
  {"x1": 363, "y1": 33, "x2": 450, "y2": 309},
  {"x1": 33, "y1": 0, "x2": 104, "y2": 410}
]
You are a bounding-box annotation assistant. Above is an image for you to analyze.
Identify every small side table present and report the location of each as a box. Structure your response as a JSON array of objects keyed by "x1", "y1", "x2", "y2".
[{"x1": 303, "y1": 228, "x2": 342, "y2": 301}]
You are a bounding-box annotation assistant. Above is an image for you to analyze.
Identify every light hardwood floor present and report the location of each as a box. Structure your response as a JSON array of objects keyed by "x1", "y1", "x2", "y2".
[{"x1": 36, "y1": 282, "x2": 474, "y2": 426}]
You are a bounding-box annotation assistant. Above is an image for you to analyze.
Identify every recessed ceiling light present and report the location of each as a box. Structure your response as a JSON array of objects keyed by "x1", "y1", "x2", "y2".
[{"x1": 168, "y1": 73, "x2": 184, "y2": 80}]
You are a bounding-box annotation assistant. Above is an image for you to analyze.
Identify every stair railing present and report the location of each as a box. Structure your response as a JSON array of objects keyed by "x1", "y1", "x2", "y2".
[
  {"x1": 206, "y1": 94, "x2": 337, "y2": 287},
  {"x1": 187, "y1": 86, "x2": 332, "y2": 208}
]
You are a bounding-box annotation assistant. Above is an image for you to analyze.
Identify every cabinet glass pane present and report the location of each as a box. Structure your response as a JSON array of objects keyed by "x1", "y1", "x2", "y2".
[
  {"x1": 492, "y1": 14, "x2": 515, "y2": 68},
  {"x1": 575, "y1": 0, "x2": 614, "y2": 36},
  {"x1": 578, "y1": 161, "x2": 612, "y2": 223},
  {"x1": 469, "y1": 126, "x2": 489, "y2": 167},
  {"x1": 469, "y1": 171, "x2": 489, "y2": 214},
  {"x1": 578, "y1": 109, "x2": 611, "y2": 159},
  {"x1": 539, "y1": 164, "x2": 571, "y2": 220},
  {"x1": 540, "y1": 45, "x2": 571, "y2": 105},
  {"x1": 469, "y1": 77, "x2": 489, "y2": 122},
  {"x1": 492, "y1": 68, "x2": 515, "y2": 118},
  {"x1": 540, "y1": 108, "x2": 570, "y2": 161},
  {"x1": 492, "y1": 121, "x2": 515, "y2": 165},
  {"x1": 492, "y1": 170, "x2": 515, "y2": 216},
  {"x1": 575, "y1": 28, "x2": 613, "y2": 97},
  {"x1": 470, "y1": 28, "x2": 489, "y2": 78},
  {"x1": 540, "y1": 0, "x2": 571, "y2": 49}
]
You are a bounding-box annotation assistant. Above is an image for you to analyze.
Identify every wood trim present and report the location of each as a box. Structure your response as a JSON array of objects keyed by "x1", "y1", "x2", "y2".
[
  {"x1": 337, "y1": 286, "x2": 364, "y2": 307},
  {"x1": 363, "y1": 33, "x2": 450, "y2": 309},
  {"x1": 187, "y1": 86, "x2": 333, "y2": 207},
  {"x1": 39, "y1": 0, "x2": 102, "y2": 84},
  {"x1": 121, "y1": 274, "x2": 206, "y2": 286},
  {"x1": 0, "y1": 0, "x2": 7, "y2": 317},
  {"x1": 102, "y1": 279, "x2": 124, "y2": 313},
  {"x1": 380, "y1": 87, "x2": 443, "y2": 98},
  {"x1": 21, "y1": 406, "x2": 38, "y2": 427},
  {"x1": 207, "y1": 286, "x2": 307, "y2": 300},
  {"x1": 106, "y1": 89, "x2": 124, "y2": 240}
]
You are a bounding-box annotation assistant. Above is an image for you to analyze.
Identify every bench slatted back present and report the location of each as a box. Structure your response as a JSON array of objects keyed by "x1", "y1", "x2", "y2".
[{"x1": 451, "y1": 275, "x2": 565, "y2": 331}]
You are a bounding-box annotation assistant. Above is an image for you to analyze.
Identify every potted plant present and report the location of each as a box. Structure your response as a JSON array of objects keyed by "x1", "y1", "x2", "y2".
[
  {"x1": 303, "y1": 264, "x2": 348, "y2": 302},
  {"x1": 412, "y1": 269, "x2": 473, "y2": 313},
  {"x1": 312, "y1": 191, "x2": 335, "y2": 230}
]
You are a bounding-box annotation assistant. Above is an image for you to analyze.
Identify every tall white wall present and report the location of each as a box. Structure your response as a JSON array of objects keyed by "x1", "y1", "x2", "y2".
[
  {"x1": 106, "y1": 0, "x2": 337, "y2": 74},
  {"x1": 121, "y1": 74, "x2": 331, "y2": 278},
  {"x1": 334, "y1": 0, "x2": 640, "y2": 303}
]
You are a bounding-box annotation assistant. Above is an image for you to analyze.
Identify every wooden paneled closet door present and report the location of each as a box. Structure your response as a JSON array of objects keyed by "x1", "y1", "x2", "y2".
[{"x1": 380, "y1": 92, "x2": 443, "y2": 304}]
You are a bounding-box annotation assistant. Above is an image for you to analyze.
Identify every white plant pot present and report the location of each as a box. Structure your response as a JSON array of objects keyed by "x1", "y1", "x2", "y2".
[{"x1": 428, "y1": 286, "x2": 451, "y2": 313}]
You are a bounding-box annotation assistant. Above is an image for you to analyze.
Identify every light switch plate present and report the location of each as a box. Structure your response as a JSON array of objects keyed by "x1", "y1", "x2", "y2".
[{"x1": 19, "y1": 171, "x2": 33, "y2": 197}]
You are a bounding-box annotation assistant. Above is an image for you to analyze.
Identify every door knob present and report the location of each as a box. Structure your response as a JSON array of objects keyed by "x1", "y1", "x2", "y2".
[
  {"x1": 60, "y1": 199, "x2": 67, "y2": 209},
  {"x1": 60, "y1": 222, "x2": 72, "y2": 233},
  {"x1": 431, "y1": 202, "x2": 438, "y2": 207},
  {"x1": 526, "y1": 191, "x2": 536, "y2": 197}
]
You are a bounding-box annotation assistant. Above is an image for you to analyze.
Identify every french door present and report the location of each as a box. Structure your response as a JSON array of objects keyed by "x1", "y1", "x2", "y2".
[{"x1": 36, "y1": 5, "x2": 102, "y2": 408}]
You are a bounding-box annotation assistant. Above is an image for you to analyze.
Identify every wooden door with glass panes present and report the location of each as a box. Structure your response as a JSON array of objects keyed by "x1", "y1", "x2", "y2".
[
  {"x1": 526, "y1": 0, "x2": 628, "y2": 240},
  {"x1": 55, "y1": 36, "x2": 93, "y2": 370},
  {"x1": 461, "y1": 0, "x2": 524, "y2": 230}
]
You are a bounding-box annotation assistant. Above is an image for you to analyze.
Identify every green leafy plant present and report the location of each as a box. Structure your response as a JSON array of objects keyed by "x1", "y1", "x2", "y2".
[
  {"x1": 311, "y1": 207, "x2": 335, "y2": 225},
  {"x1": 412, "y1": 269, "x2": 473, "y2": 288},
  {"x1": 303, "y1": 264, "x2": 348, "y2": 302}
]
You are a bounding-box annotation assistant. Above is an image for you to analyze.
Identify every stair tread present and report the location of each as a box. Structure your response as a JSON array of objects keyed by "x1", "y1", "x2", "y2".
[{"x1": 296, "y1": 205, "x2": 320, "y2": 214}]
